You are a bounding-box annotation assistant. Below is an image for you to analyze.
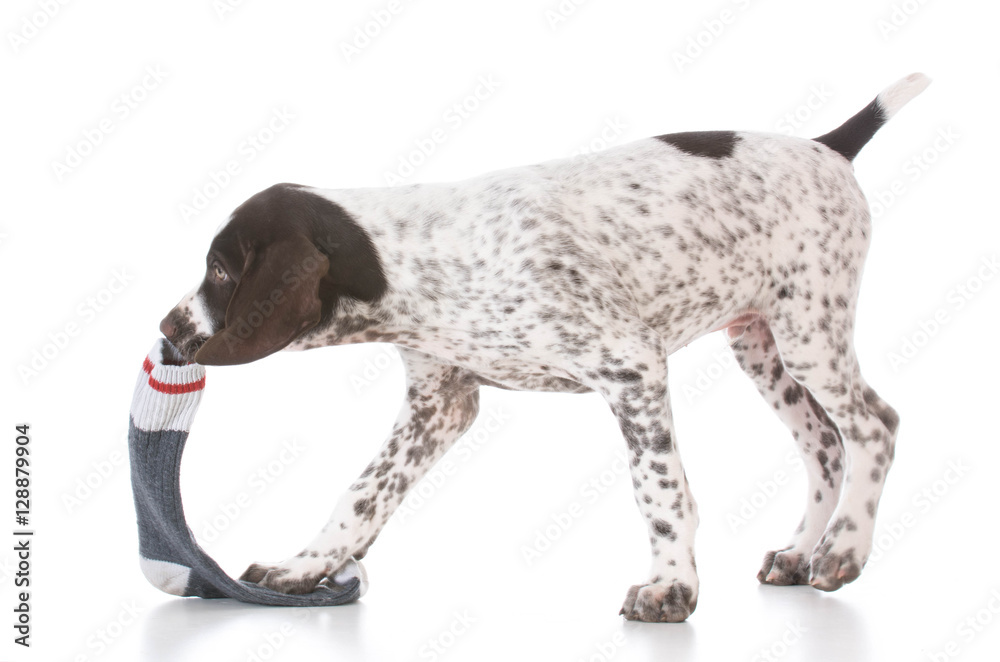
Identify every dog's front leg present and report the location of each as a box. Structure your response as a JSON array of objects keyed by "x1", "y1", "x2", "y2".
[
  {"x1": 581, "y1": 334, "x2": 700, "y2": 622},
  {"x1": 241, "y1": 347, "x2": 481, "y2": 594}
]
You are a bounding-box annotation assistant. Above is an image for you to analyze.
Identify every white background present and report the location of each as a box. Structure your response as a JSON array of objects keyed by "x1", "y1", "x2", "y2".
[{"x1": 3, "y1": 0, "x2": 999, "y2": 660}]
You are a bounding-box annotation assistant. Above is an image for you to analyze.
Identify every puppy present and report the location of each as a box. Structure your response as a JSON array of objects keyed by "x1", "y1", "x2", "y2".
[{"x1": 160, "y1": 74, "x2": 927, "y2": 621}]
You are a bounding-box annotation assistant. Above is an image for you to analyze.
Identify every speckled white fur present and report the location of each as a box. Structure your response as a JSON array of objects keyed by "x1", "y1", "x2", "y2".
[{"x1": 164, "y1": 75, "x2": 928, "y2": 622}]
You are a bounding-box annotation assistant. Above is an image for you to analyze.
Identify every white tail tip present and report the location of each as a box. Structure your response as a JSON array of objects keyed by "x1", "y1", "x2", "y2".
[{"x1": 877, "y1": 73, "x2": 931, "y2": 119}]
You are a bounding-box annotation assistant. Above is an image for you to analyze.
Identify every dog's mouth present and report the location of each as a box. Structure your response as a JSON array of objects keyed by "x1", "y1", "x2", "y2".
[
  {"x1": 161, "y1": 332, "x2": 210, "y2": 364},
  {"x1": 161, "y1": 308, "x2": 213, "y2": 364},
  {"x1": 174, "y1": 334, "x2": 210, "y2": 363}
]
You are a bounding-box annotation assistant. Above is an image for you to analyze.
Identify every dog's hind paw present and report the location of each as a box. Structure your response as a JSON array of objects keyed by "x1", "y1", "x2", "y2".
[
  {"x1": 808, "y1": 548, "x2": 862, "y2": 592},
  {"x1": 758, "y1": 548, "x2": 811, "y2": 585}
]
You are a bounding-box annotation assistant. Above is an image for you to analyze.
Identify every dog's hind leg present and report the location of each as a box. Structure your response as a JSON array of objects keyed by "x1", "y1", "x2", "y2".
[
  {"x1": 767, "y1": 303, "x2": 900, "y2": 591},
  {"x1": 728, "y1": 319, "x2": 845, "y2": 585}
]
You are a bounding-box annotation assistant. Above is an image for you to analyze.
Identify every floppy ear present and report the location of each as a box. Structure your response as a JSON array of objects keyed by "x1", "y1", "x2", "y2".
[{"x1": 194, "y1": 235, "x2": 329, "y2": 366}]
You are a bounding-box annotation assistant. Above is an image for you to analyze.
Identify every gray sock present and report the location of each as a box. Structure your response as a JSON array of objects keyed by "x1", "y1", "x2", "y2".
[{"x1": 127, "y1": 338, "x2": 361, "y2": 606}]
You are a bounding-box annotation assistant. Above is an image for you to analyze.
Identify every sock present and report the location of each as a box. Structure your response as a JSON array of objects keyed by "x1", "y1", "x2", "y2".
[{"x1": 127, "y1": 338, "x2": 362, "y2": 606}]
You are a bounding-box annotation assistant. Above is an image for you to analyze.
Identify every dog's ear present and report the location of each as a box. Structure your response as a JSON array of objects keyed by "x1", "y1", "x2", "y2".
[{"x1": 194, "y1": 234, "x2": 329, "y2": 366}]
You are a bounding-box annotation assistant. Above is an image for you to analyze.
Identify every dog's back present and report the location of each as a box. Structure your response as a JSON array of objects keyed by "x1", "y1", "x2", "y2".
[{"x1": 320, "y1": 74, "x2": 929, "y2": 355}]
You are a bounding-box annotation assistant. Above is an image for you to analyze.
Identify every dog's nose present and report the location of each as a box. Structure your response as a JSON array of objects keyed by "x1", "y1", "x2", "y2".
[{"x1": 159, "y1": 315, "x2": 177, "y2": 339}]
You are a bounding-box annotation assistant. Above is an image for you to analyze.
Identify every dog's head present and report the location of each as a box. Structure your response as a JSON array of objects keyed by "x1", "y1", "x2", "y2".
[{"x1": 160, "y1": 184, "x2": 387, "y2": 366}]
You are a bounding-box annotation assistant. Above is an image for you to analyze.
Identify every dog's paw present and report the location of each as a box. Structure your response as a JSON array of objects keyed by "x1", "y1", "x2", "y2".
[
  {"x1": 757, "y1": 548, "x2": 810, "y2": 586},
  {"x1": 239, "y1": 555, "x2": 332, "y2": 595},
  {"x1": 620, "y1": 582, "x2": 697, "y2": 622},
  {"x1": 808, "y1": 547, "x2": 862, "y2": 591},
  {"x1": 327, "y1": 558, "x2": 369, "y2": 597}
]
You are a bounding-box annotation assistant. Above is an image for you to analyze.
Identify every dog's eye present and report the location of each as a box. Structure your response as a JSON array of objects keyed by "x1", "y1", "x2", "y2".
[{"x1": 211, "y1": 262, "x2": 229, "y2": 282}]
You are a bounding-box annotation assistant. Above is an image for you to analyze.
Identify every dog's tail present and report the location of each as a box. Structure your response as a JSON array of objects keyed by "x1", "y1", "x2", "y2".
[{"x1": 813, "y1": 73, "x2": 931, "y2": 161}]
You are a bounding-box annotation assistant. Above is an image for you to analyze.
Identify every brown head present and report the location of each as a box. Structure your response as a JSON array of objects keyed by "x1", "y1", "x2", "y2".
[{"x1": 160, "y1": 183, "x2": 387, "y2": 365}]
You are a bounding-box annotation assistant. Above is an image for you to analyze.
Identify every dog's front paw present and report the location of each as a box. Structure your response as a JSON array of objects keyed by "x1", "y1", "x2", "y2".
[
  {"x1": 808, "y1": 546, "x2": 862, "y2": 592},
  {"x1": 620, "y1": 581, "x2": 697, "y2": 622},
  {"x1": 758, "y1": 548, "x2": 811, "y2": 586},
  {"x1": 328, "y1": 558, "x2": 369, "y2": 597},
  {"x1": 240, "y1": 555, "x2": 333, "y2": 595}
]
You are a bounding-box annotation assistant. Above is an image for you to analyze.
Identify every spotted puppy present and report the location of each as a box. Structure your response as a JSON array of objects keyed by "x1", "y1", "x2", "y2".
[{"x1": 159, "y1": 74, "x2": 929, "y2": 622}]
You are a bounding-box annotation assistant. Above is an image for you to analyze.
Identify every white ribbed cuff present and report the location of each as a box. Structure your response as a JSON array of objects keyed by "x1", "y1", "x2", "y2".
[{"x1": 130, "y1": 339, "x2": 206, "y2": 432}]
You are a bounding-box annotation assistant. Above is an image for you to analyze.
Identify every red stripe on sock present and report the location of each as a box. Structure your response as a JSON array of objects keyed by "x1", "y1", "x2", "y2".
[{"x1": 143, "y1": 357, "x2": 206, "y2": 394}]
